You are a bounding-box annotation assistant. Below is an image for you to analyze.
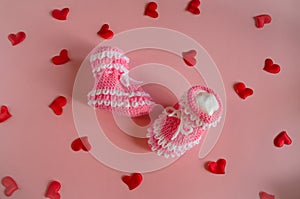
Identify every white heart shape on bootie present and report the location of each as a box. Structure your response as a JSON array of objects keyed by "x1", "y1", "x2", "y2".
[{"x1": 195, "y1": 91, "x2": 219, "y2": 116}]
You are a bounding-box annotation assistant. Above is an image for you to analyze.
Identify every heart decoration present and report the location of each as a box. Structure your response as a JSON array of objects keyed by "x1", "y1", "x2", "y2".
[
  {"x1": 97, "y1": 24, "x2": 114, "y2": 39},
  {"x1": 1, "y1": 176, "x2": 19, "y2": 196},
  {"x1": 71, "y1": 136, "x2": 91, "y2": 152},
  {"x1": 259, "y1": 191, "x2": 275, "y2": 199},
  {"x1": 122, "y1": 173, "x2": 143, "y2": 190},
  {"x1": 274, "y1": 131, "x2": 292, "y2": 148},
  {"x1": 182, "y1": 49, "x2": 197, "y2": 66},
  {"x1": 234, "y1": 82, "x2": 253, "y2": 99},
  {"x1": 186, "y1": 0, "x2": 200, "y2": 15},
  {"x1": 0, "y1": 105, "x2": 12, "y2": 123},
  {"x1": 52, "y1": 8, "x2": 69, "y2": 20},
  {"x1": 52, "y1": 49, "x2": 70, "y2": 65},
  {"x1": 206, "y1": 158, "x2": 226, "y2": 174},
  {"x1": 254, "y1": 14, "x2": 272, "y2": 28},
  {"x1": 45, "y1": 181, "x2": 61, "y2": 199},
  {"x1": 8, "y1": 31, "x2": 26, "y2": 46},
  {"x1": 144, "y1": 2, "x2": 159, "y2": 18},
  {"x1": 49, "y1": 96, "x2": 67, "y2": 115},
  {"x1": 263, "y1": 58, "x2": 281, "y2": 74}
]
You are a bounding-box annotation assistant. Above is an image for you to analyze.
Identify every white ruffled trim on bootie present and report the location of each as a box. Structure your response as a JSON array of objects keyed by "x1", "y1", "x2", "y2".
[
  {"x1": 92, "y1": 63, "x2": 127, "y2": 74},
  {"x1": 88, "y1": 98, "x2": 154, "y2": 108},
  {"x1": 87, "y1": 88, "x2": 151, "y2": 98},
  {"x1": 180, "y1": 92, "x2": 222, "y2": 130},
  {"x1": 146, "y1": 110, "x2": 202, "y2": 158},
  {"x1": 90, "y1": 50, "x2": 129, "y2": 63}
]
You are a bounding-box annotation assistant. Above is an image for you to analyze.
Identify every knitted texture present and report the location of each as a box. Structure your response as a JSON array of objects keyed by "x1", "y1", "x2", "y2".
[
  {"x1": 87, "y1": 46, "x2": 154, "y2": 117},
  {"x1": 147, "y1": 85, "x2": 223, "y2": 158},
  {"x1": 183, "y1": 85, "x2": 223, "y2": 129}
]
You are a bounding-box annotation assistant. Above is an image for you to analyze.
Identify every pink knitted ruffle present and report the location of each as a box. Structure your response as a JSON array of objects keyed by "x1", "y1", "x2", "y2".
[
  {"x1": 147, "y1": 86, "x2": 223, "y2": 158},
  {"x1": 87, "y1": 46, "x2": 154, "y2": 117}
]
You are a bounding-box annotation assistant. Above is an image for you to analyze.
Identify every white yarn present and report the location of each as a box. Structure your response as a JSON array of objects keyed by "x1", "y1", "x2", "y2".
[
  {"x1": 195, "y1": 91, "x2": 219, "y2": 116},
  {"x1": 90, "y1": 50, "x2": 130, "y2": 63}
]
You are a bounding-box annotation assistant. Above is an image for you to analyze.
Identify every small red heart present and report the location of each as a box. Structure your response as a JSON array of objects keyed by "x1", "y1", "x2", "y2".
[
  {"x1": 254, "y1": 14, "x2": 272, "y2": 28},
  {"x1": 0, "y1": 105, "x2": 12, "y2": 123},
  {"x1": 263, "y1": 58, "x2": 281, "y2": 74},
  {"x1": 259, "y1": 191, "x2": 275, "y2": 199},
  {"x1": 97, "y1": 24, "x2": 114, "y2": 39},
  {"x1": 206, "y1": 158, "x2": 226, "y2": 174},
  {"x1": 144, "y1": 2, "x2": 159, "y2": 18},
  {"x1": 1, "y1": 176, "x2": 18, "y2": 196},
  {"x1": 71, "y1": 136, "x2": 91, "y2": 152},
  {"x1": 182, "y1": 50, "x2": 197, "y2": 66},
  {"x1": 52, "y1": 8, "x2": 69, "y2": 20},
  {"x1": 52, "y1": 49, "x2": 70, "y2": 65},
  {"x1": 45, "y1": 181, "x2": 61, "y2": 199},
  {"x1": 122, "y1": 173, "x2": 143, "y2": 190},
  {"x1": 234, "y1": 82, "x2": 253, "y2": 99},
  {"x1": 186, "y1": 0, "x2": 200, "y2": 15},
  {"x1": 49, "y1": 96, "x2": 67, "y2": 115},
  {"x1": 8, "y1": 31, "x2": 26, "y2": 46},
  {"x1": 274, "y1": 131, "x2": 292, "y2": 148}
]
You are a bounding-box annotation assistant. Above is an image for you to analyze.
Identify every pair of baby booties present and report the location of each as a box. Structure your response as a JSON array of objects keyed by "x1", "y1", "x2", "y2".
[{"x1": 87, "y1": 46, "x2": 223, "y2": 158}]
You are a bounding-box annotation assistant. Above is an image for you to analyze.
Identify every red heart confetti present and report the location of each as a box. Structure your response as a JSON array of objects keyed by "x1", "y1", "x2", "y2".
[
  {"x1": 186, "y1": 0, "x2": 200, "y2": 15},
  {"x1": 254, "y1": 14, "x2": 272, "y2": 28},
  {"x1": 206, "y1": 158, "x2": 226, "y2": 174},
  {"x1": 49, "y1": 96, "x2": 67, "y2": 115},
  {"x1": 71, "y1": 136, "x2": 91, "y2": 152},
  {"x1": 45, "y1": 181, "x2": 61, "y2": 199},
  {"x1": 259, "y1": 191, "x2": 275, "y2": 199},
  {"x1": 144, "y1": 2, "x2": 159, "y2": 18},
  {"x1": 52, "y1": 8, "x2": 69, "y2": 20},
  {"x1": 182, "y1": 49, "x2": 197, "y2": 66},
  {"x1": 263, "y1": 58, "x2": 281, "y2": 74},
  {"x1": 234, "y1": 82, "x2": 253, "y2": 99},
  {"x1": 97, "y1": 24, "x2": 114, "y2": 39},
  {"x1": 0, "y1": 105, "x2": 12, "y2": 123},
  {"x1": 122, "y1": 173, "x2": 143, "y2": 190},
  {"x1": 274, "y1": 131, "x2": 292, "y2": 148},
  {"x1": 8, "y1": 31, "x2": 26, "y2": 46},
  {"x1": 1, "y1": 176, "x2": 19, "y2": 196},
  {"x1": 52, "y1": 49, "x2": 70, "y2": 65}
]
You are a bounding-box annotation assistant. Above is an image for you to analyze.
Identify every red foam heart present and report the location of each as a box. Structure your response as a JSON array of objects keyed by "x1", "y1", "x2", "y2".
[
  {"x1": 259, "y1": 191, "x2": 275, "y2": 199},
  {"x1": 186, "y1": 0, "x2": 200, "y2": 15},
  {"x1": 71, "y1": 136, "x2": 91, "y2": 152},
  {"x1": 45, "y1": 181, "x2": 61, "y2": 199},
  {"x1": 122, "y1": 173, "x2": 143, "y2": 190},
  {"x1": 0, "y1": 105, "x2": 12, "y2": 123},
  {"x1": 234, "y1": 82, "x2": 253, "y2": 99},
  {"x1": 254, "y1": 14, "x2": 272, "y2": 28},
  {"x1": 206, "y1": 158, "x2": 226, "y2": 174},
  {"x1": 52, "y1": 8, "x2": 69, "y2": 20},
  {"x1": 182, "y1": 50, "x2": 197, "y2": 66},
  {"x1": 144, "y1": 2, "x2": 159, "y2": 18},
  {"x1": 8, "y1": 31, "x2": 26, "y2": 46},
  {"x1": 97, "y1": 24, "x2": 114, "y2": 39},
  {"x1": 274, "y1": 131, "x2": 292, "y2": 148},
  {"x1": 1, "y1": 176, "x2": 18, "y2": 196},
  {"x1": 52, "y1": 49, "x2": 70, "y2": 65},
  {"x1": 263, "y1": 58, "x2": 280, "y2": 74},
  {"x1": 49, "y1": 96, "x2": 67, "y2": 115}
]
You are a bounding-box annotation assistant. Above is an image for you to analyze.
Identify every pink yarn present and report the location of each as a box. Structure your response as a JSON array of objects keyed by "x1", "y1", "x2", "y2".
[
  {"x1": 147, "y1": 104, "x2": 205, "y2": 158},
  {"x1": 87, "y1": 46, "x2": 154, "y2": 117},
  {"x1": 147, "y1": 85, "x2": 223, "y2": 158},
  {"x1": 185, "y1": 85, "x2": 223, "y2": 128}
]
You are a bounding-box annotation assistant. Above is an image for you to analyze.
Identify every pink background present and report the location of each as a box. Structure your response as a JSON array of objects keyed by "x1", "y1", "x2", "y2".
[{"x1": 0, "y1": 0, "x2": 300, "y2": 199}]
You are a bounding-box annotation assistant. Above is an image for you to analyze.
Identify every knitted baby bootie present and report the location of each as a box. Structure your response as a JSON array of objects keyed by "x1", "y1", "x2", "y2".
[
  {"x1": 147, "y1": 85, "x2": 223, "y2": 158},
  {"x1": 87, "y1": 46, "x2": 154, "y2": 117}
]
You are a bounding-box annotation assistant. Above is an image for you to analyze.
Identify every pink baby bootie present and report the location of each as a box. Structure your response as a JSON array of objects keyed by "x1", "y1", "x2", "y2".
[
  {"x1": 147, "y1": 85, "x2": 223, "y2": 158},
  {"x1": 87, "y1": 46, "x2": 154, "y2": 117}
]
